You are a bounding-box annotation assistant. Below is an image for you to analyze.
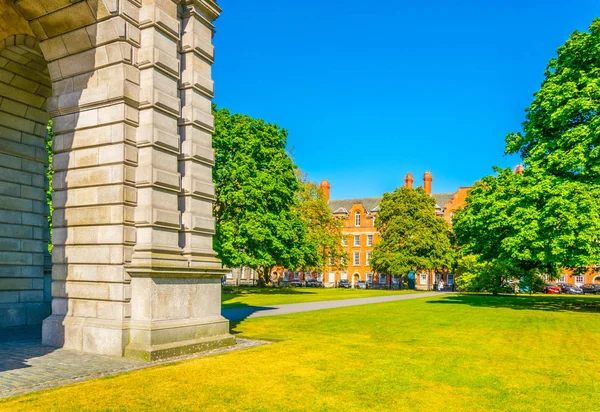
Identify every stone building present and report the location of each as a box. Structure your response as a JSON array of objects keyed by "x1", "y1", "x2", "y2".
[
  {"x1": 0, "y1": 0, "x2": 233, "y2": 360},
  {"x1": 323, "y1": 172, "x2": 470, "y2": 290}
]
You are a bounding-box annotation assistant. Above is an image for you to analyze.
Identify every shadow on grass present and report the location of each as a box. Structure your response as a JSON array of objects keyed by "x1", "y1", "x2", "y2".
[{"x1": 427, "y1": 294, "x2": 600, "y2": 313}]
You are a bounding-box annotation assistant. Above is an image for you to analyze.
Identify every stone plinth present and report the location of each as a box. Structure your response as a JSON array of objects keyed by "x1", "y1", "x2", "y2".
[{"x1": 125, "y1": 267, "x2": 233, "y2": 361}]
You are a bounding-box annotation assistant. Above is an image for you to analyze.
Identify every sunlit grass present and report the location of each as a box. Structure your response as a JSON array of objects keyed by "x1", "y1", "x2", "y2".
[
  {"x1": 221, "y1": 286, "x2": 419, "y2": 307},
  {"x1": 2, "y1": 294, "x2": 600, "y2": 411}
]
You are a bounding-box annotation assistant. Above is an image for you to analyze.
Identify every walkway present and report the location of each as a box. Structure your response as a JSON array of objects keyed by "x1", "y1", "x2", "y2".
[
  {"x1": 1, "y1": 292, "x2": 444, "y2": 399},
  {"x1": 223, "y1": 291, "x2": 445, "y2": 321}
]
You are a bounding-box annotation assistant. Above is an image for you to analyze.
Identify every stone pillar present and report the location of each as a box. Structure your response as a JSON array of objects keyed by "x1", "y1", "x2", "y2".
[
  {"x1": 38, "y1": 1, "x2": 143, "y2": 356},
  {"x1": 124, "y1": 0, "x2": 233, "y2": 361}
]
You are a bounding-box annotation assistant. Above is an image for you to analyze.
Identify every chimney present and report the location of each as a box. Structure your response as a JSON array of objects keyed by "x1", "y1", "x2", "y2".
[
  {"x1": 404, "y1": 172, "x2": 414, "y2": 189},
  {"x1": 423, "y1": 171, "x2": 432, "y2": 195},
  {"x1": 514, "y1": 164, "x2": 524, "y2": 175},
  {"x1": 320, "y1": 180, "x2": 331, "y2": 202}
]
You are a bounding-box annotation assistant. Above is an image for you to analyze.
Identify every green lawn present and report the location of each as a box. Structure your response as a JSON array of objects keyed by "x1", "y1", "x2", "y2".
[
  {"x1": 3, "y1": 294, "x2": 600, "y2": 411},
  {"x1": 221, "y1": 286, "x2": 420, "y2": 308}
]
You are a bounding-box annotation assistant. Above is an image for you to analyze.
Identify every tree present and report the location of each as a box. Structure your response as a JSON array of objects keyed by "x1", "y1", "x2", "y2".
[
  {"x1": 454, "y1": 19, "x2": 600, "y2": 287},
  {"x1": 453, "y1": 167, "x2": 600, "y2": 280},
  {"x1": 370, "y1": 187, "x2": 454, "y2": 282},
  {"x1": 295, "y1": 174, "x2": 346, "y2": 274},
  {"x1": 212, "y1": 105, "x2": 312, "y2": 285},
  {"x1": 505, "y1": 19, "x2": 600, "y2": 182}
]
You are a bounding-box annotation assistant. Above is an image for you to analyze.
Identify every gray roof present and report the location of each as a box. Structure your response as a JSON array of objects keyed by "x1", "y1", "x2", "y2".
[{"x1": 329, "y1": 192, "x2": 456, "y2": 213}]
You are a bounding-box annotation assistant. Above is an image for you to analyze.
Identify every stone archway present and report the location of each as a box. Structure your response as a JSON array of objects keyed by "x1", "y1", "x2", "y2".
[{"x1": 0, "y1": 0, "x2": 232, "y2": 360}]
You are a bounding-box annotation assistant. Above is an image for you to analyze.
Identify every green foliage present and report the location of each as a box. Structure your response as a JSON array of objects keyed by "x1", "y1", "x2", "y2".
[
  {"x1": 371, "y1": 187, "x2": 454, "y2": 277},
  {"x1": 453, "y1": 167, "x2": 600, "y2": 278},
  {"x1": 456, "y1": 19, "x2": 600, "y2": 282},
  {"x1": 455, "y1": 254, "x2": 517, "y2": 295},
  {"x1": 505, "y1": 19, "x2": 600, "y2": 181},
  {"x1": 212, "y1": 105, "x2": 312, "y2": 283},
  {"x1": 295, "y1": 174, "x2": 346, "y2": 271}
]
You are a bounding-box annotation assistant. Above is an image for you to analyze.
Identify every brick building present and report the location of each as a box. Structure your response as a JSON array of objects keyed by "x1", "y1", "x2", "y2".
[{"x1": 322, "y1": 172, "x2": 470, "y2": 289}]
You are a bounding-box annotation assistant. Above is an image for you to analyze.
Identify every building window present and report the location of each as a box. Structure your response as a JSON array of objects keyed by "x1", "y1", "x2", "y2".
[
  {"x1": 367, "y1": 235, "x2": 373, "y2": 246},
  {"x1": 372, "y1": 214, "x2": 376, "y2": 225},
  {"x1": 353, "y1": 252, "x2": 360, "y2": 266},
  {"x1": 341, "y1": 272, "x2": 348, "y2": 280},
  {"x1": 366, "y1": 251, "x2": 372, "y2": 266},
  {"x1": 354, "y1": 235, "x2": 360, "y2": 246},
  {"x1": 317, "y1": 273, "x2": 323, "y2": 281},
  {"x1": 420, "y1": 272, "x2": 428, "y2": 285},
  {"x1": 226, "y1": 272, "x2": 233, "y2": 279},
  {"x1": 575, "y1": 276, "x2": 585, "y2": 286},
  {"x1": 355, "y1": 211, "x2": 361, "y2": 227},
  {"x1": 560, "y1": 275, "x2": 566, "y2": 283},
  {"x1": 366, "y1": 273, "x2": 373, "y2": 283},
  {"x1": 329, "y1": 256, "x2": 335, "y2": 266},
  {"x1": 447, "y1": 274, "x2": 455, "y2": 285},
  {"x1": 379, "y1": 274, "x2": 386, "y2": 284},
  {"x1": 341, "y1": 256, "x2": 346, "y2": 266},
  {"x1": 283, "y1": 272, "x2": 289, "y2": 282},
  {"x1": 328, "y1": 272, "x2": 336, "y2": 282},
  {"x1": 342, "y1": 237, "x2": 348, "y2": 247},
  {"x1": 294, "y1": 272, "x2": 299, "y2": 280}
]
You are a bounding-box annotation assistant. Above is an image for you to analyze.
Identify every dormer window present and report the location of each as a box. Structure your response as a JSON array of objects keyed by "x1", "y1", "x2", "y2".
[{"x1": 355, "y1": 211, "x2": 361, "y2": 227}]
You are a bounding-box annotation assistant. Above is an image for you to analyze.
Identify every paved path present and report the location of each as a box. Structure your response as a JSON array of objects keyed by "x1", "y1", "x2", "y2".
[{"x1": 223, "y1": 291, "x2": 446, "y2": 321}]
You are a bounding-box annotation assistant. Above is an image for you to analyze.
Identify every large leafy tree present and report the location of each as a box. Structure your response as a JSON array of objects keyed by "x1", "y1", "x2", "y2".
[
  {"x1": 295, "y1": 174, "x2": 346, "y2": 273},
  {"x1": 212, "y1": 105, "x2": 312, "y2": 284},
  {"x1": 371, "y1": 187, "x2": 454, "y2": 280},
  {"x1": 454, "y1": 19, "x2": 600, "y2": 284},
  {"x1": 505, "y1": 19, "x2": 600, "y2": 181},
  {"x1": 453, "y1": 167, "x2": 600, "y2": 278}
]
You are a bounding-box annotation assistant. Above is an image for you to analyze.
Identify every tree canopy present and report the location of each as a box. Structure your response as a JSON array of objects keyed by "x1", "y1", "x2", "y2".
[
  {"x1": 505, "y1": 18, "x2": 600, "y2": 182},
  {"x1": 454, "y1": 19, "x2": 600, "y2": 281},
  {"x1": 453, "y1": 167, "x2": 600, "y2": 278},
  {"x1": 212, "y1": 105, "x2": 313, "y2": 283},
  {"x1": 370, "y1": 187, "x2": 454, "y2": 277}
]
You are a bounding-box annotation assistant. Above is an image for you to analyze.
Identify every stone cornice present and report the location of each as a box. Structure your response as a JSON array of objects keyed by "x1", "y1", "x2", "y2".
[{"x1": 182, "y1": 0, "x2": 221, "y2": 22}]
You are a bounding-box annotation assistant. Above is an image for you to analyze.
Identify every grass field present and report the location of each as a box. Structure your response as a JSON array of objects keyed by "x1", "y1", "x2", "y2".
[
  {"x1": 2, "y1": 294, "x2": 600, "y2": 411},
  {"x1": 221, "y1": 286, "x2": 419, "y2": 308}
]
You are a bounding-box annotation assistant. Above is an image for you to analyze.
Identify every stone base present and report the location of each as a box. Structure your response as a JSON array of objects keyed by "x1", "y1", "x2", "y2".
[
  {"x1": 124, "y1": 266, "x2": 234, "y2": 361},
  {"x1": 42, "y1": 315, "x2": 129, "y2": 357},
  {"x1": 125, "y1": 332, "x2": 235, "y2": 361}
]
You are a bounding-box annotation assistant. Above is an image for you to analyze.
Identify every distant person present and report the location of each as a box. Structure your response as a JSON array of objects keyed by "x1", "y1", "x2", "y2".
[{"x1": 439, "y1": 280, "x2": 445, "y2": 292}]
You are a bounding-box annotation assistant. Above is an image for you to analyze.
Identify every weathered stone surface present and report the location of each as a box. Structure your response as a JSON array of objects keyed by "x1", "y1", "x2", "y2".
[{"x1": 1, "y1": 0, "x2": 230, "y2": 359}]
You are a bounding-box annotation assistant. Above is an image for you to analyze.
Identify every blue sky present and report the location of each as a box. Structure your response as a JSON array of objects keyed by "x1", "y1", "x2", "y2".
[{"x1": 212, "y1": 0, "x2": 600, "y2": 199}]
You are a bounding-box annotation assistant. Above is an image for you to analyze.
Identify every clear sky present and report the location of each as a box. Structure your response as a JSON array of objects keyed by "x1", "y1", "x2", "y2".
[{"x1": 212, "y1": 0, "x2": 600, "y2": 199}]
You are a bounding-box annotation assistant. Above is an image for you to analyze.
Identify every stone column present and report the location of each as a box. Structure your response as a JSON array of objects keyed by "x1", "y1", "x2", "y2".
[
  {"x1": 38, "y1": 1, "x2": 143, "y2": 356},
  {"x1": 124, "y1": 0, "x2": 233, "y2": 361}
]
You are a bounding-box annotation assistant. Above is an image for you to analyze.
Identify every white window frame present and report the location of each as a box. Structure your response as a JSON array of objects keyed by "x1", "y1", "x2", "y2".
[
  {"x1": 341, "y1": 256, "x2": 346, "y2": 266},
  {"x1": 283, "y1": 272, "x2": 289, "y2": 282},
  {"x1": 342, "y1": 237, "x2": 348, "y2": 247},
  {"x1": 294, "y1": 272, "x2": 299, "y2": 280},
  {"x1": 575, "y1": 276, "x2": 585, "y2": 286},
  {"x1": 329, "y1": 256, "x2": 335, "y2": 266},
  {"x1": 560, "y1": 275, "x2": 566, "y2": 283},
  {"x1": 341, "y1": 271, "x2": 348, "y2": 280},
  {"x1": 328, "y1": 272, "x2": 336, "y2": 282},
  {"x1": 355, "y1": 211, "x2": 361, "y2": 227},
  {"x1": 226, "y1": 272, "x2": 233, "y2": 279},
  {"x1": 379, "y1": 274, "x2": 386, "y2": 284},
  {"x1": 420, "y1": 272, "x2": 428, "y2": 285},
  {"x1": 353, "y1": 252, "x2": 360, "y2": 266},
  {"x1": 367, "y1": 234, "x2": 373, "y2": 246},
  {"x1": 366, "y1": 273, "x2": 373, "y2": 283},
  {"x1": 354, "y1": 235, "x2": 360, "y2": 246},
  {"x1": 366, "y1": 251, "x2": 372, "y2": 266}
]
